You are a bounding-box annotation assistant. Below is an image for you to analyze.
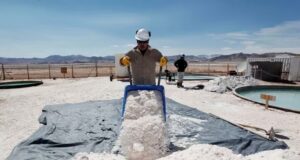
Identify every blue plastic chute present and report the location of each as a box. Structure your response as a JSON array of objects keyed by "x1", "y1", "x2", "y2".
[{"x1": 121, "y1": 66, "x2": 167, "y2": 121}]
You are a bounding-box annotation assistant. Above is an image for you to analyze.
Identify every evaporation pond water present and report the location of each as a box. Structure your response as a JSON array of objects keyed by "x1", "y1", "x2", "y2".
[{"x1": 239, "y1": 88, "x2": 300, "y2": 111}]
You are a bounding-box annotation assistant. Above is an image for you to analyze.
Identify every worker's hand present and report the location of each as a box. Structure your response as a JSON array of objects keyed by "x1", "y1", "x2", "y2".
[
  {"x1": 160, "y1": 56, "x2": 168, "y2": 67},
  {"x1": 120, "y1": 56, "x2": 130, "y2": 66}
]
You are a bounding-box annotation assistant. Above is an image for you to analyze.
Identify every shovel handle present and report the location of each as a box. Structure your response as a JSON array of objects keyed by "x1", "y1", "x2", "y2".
[
  {"x1": 127, "y1": 66, "x2": 132, "y2": 85},
  {"x1": 157, "y1": 66, "x2": 162, "y2": 86}
]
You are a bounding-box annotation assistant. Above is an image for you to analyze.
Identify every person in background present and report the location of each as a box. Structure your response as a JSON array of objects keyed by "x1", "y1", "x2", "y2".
[
  {"x1": 174, "y1": 54, "x2": 188, "y2": 88},
  {"x1": 119, "y1": 28, "x2": 168, "y2": 85},
  {"x1": 164, "y1": 69, "x2": 172, "y2": 82}
]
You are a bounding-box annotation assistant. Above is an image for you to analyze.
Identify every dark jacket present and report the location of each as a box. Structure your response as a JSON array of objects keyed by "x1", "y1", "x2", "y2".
[{"x1": 174, "y1": 58, "x2": 188, "y2": 72}]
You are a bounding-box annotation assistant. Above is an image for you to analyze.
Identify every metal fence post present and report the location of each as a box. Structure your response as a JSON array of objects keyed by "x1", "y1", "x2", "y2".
[
  {"x1": 72, "y1": 64, "x2": 74, "y2": 78},
  {"x1": 208, "y1": 62, "x2": 210, "y2": 75},
  {"x1": 48, "y1": 64, "x2": 51, "y2": 79},
  {"x1": 95, "y1": 61, "x2": 98, "y2": 77},
  {"x1": 27, "y1": 64, "x2": 30, "y2": 79},
  {"x1": 1, "y1": 64, "x2": 5, "y2": 80},
  {"x1": 227, "y1": 63, "x2": 229, "y2": 75}
]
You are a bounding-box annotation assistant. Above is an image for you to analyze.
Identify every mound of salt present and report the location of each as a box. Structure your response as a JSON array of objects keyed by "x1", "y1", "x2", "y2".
[
  {"x1": 71, "y1": 152, "x2": 126, "y2": 160},
  {"x1": 119, "y1": 115, "x2": 168, "y2": 160},
  {"x1": 158, "y1": 144, "x2": 300, "y2": 160},
  {"x1": 118, "y1": 90, "x2": 168, "y2": 160},
  {"x1": 158, "y1": 144, "x2": 242, "y2": 160},
  {"x1": 124, "y1": 90, "x2": 163, "y2": 120}
]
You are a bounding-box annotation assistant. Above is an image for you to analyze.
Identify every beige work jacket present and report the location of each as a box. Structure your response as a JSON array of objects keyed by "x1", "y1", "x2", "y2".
[{"x1": 125, "y1": 46, "x2": 162, "y2": 85}]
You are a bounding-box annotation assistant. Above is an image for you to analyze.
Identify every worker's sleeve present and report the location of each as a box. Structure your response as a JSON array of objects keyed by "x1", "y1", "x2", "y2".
[
  {"x1": 184, "y1": 61, "x2": 188, "y2": 68},
  {"x1": 152, "y1": 49, "x2": 163, "y2": 62},
  {"x1": 174, "y1": 60, "x2": 178, "y2": 67}
]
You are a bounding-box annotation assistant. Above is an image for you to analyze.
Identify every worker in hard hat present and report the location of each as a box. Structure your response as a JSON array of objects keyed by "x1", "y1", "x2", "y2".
[{"x1": 120, "y1": 28, "x2": 168, "y2": 85}]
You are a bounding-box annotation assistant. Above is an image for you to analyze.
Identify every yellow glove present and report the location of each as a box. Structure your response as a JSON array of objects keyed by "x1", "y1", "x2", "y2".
[
  {"x1": 160, "y1": 56, "x2": 168, "y2": 67},
  {"x1": 120, "y1": 56, "x2": 130, "y2": 66}
]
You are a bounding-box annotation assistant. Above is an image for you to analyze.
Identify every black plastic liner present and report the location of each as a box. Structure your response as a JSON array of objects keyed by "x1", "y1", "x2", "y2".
[{"x1": 7, "y1": 99, "x2": 288, "y2": 160}]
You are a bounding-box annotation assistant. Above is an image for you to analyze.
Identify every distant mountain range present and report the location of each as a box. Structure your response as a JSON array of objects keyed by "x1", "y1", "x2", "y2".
[
  {"x1": 0, "y1": 55, "x2": 115, "y2": 64},
  {"x1": 0, "y1": 52, "x2": 298, "y2": 64}
]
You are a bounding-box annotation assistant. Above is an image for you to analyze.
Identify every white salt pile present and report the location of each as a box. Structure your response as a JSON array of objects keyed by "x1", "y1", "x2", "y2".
[
  {"x1": 158, "y1": 144, "x2": 300, "y2": 160},
  {"x1": 71, "y1": 144, "x2": 300, "y2": 160},
  {"x1": 71, "y1": 152, "x2": 126, "y2": 160},
  {"x1": 117, "y1": 90, "x2": 169, "y2": 160},
  {"x1": 158, "y1": 144, "x2": 242, "y2": 160},
  {"x1": 118, "y1": 115, "x2": 168, "y2": 160},
  {"x1": 204, "y1": 76, "x2": 256, "y2": 93},
  {"x1": 124, "y1": 90, "x2": 164, "y2": 119},
  {"x1": 244, "y1": 148, "x2": 300, "y2": 160}
]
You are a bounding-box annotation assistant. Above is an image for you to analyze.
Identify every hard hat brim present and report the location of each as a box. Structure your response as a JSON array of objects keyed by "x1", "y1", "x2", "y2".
[{"x1": 135, "y1": 35, "x2": 149, "y2": 41}]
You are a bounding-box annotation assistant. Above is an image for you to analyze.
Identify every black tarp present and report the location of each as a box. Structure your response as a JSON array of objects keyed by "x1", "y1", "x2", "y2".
[{"x1": 7, "y1": 99, "x2": 288, "y2": 160}]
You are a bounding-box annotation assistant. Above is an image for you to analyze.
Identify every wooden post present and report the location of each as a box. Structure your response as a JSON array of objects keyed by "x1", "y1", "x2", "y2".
[
  {"x1": 27, "y1": 64, "x2": 30, "y2": 79},
  {"x1": 227, "y1": 63, "x2": 229, "y2": 75},
  {"x1": 48, "y1": 64, "x2": 51, "y2": 79},
  {"x1": 71, "y1": 64, "x2": 74, "y2": 78},
  {"x1": 260, "y1": 94, "x2": 276, "y2": 110},
  {"x1": 95, "y1": 61, "x2": 98, "y2": 77},
  {"x1": 1, "y1": 64, "x2": 5, "y2": 80},
  {"x1": 207, "y1": 62, "x2": 210, "y2": 75}
]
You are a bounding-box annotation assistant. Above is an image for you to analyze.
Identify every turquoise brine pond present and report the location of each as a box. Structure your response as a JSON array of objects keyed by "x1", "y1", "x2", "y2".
[{"x1": 235, "y1": 86, "x2": 300, "y2": 112}]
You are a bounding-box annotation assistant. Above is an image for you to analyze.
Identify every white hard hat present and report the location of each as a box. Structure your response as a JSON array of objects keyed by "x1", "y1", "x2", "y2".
[{"x1": 135, "y1": 28, "x2": 151, "y2": 41}]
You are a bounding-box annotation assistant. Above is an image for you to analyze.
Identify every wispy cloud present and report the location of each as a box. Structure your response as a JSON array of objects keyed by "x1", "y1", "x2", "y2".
[
  {"x1": 255, "y1": 21, "x2": 300, "y2": 36},
  {"x1": 208, "y1": 20, "x2": 300, "y2": 53},
  {"x1": 241, "y1": 41, "x2": 256, "y2": 46},
  {"x1": 208, "y1": 32, "x2": 250, "y2": 40},
  {"x1": 221, "y1": 47, "x2": 232, "y2": 51},
  {"x1": 224, "y1": 32, "x2": 250, "y2": 40}
]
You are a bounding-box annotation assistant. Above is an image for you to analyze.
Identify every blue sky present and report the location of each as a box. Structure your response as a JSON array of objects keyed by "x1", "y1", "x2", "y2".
[{"x1": 1, "y1": 0, "x2": 300, "y2": 58}]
